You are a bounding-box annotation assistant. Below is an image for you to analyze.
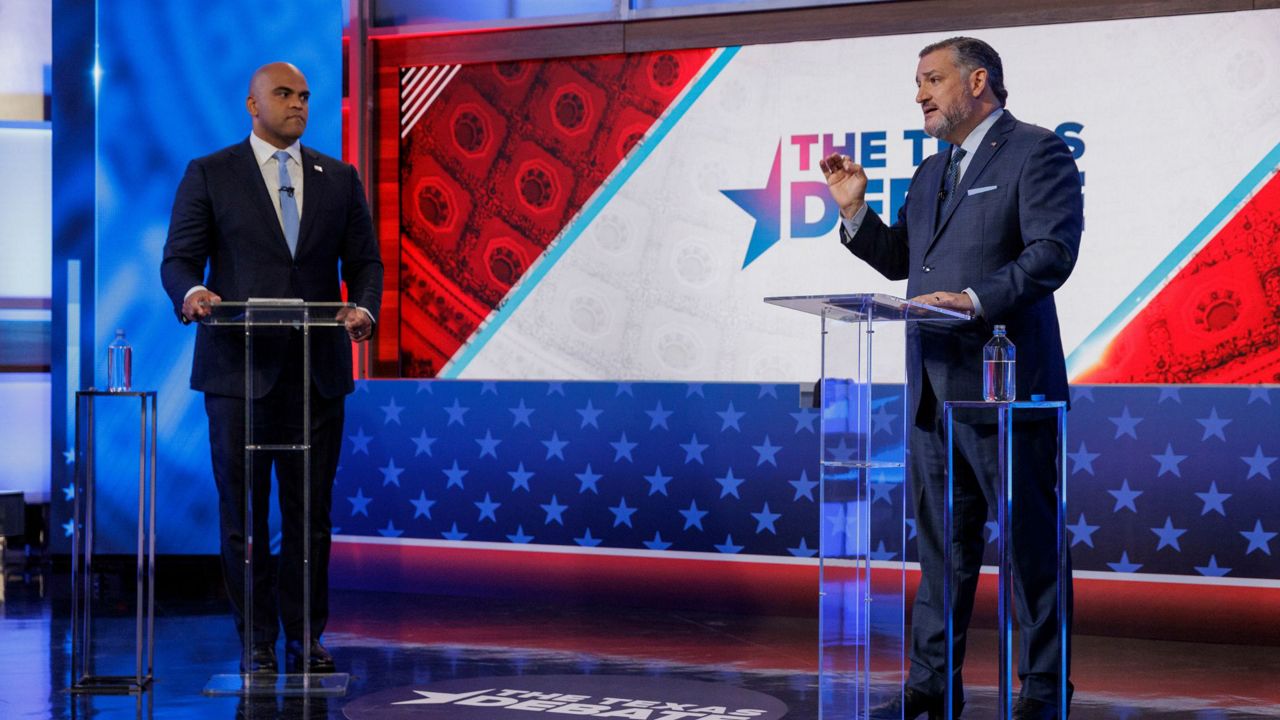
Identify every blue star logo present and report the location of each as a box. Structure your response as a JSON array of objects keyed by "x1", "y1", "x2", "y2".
[
  {"x1": 1240, "y1": 519, "x2": 1276, "y2": 555},
  {"x1": 1194, "y1": 482, "x2": 1230, "y2": 516},
  {"x1": 442, "y1": 522, "x2": 468, "y2": 541},
  {"x1": 715, "y1": 534, "x2": 744, "y2": 554},
  {"x1": 789, "y1": 470, "x2": 818, "y2": 501},
  {"x1": 680, "y1": 500, "x2": 708, "y2": 531},
  {"x1": 509, "y1": 399, "x2": 535, "y2": 427},
  {"x1": 751, "y1": 502, "x2": 781, "y2": 534},
  {"x1": 411, "y1": 428, "x2": 437, "y2": 456},
  {"x1": 506, "y1": 525, "x2": 535, "y2": 544},
  {"x1": 717, "y1": 402, "x2": 745, "y2": 431},
  {"x1": 576, "y1": 399, "x2": 603, "y2": 429},
  {"x1": 409, "y1": 490, "x2": 435, "y2": 519},
  {"x1": 788, "y1": 537, "x2": 818, "y2": 558},
  {"x1": 1194, "y1": 556, "x2": 1230, "y2": 577},
  {"x1": 646, "y1": 401, "x2": 674, "y2": 430},
  {"x1": 442, "y1": 461, "x2": 469, "y2": 489},
  {"x1": 348, "y1": 488, "x2": 373, "y2": 517},
  {"x1": 476, "y1": 430, "x2": 502, "y2": 458},
  {"x1": 1107, "y1": 406, "x2": 1142, "y2": 439},
  {"x1": 611, "y1": 433, "x2": 638, "y2": 463},
  {"x1": 540, "y1": 495, "x2": 568, "y2": 525},
  {"x1": 644, "y1": 466, "x2": 673, "y2": 496},
  {"x1": 542, "y1": 432, "x2": 569, "y2": 460},
  {"x1": 753, "y1": 435, "x2": 781, "y2": 467},
  {"x1": 1067, "y1": 442, "x2": 1100, "y2": 475},
  {"x1": 508, "y1": 462, "x2": 535, "y2": 491},
  {"x1": 716, "y1": 468, "x2": 746, "y2": 499},
  {"x1": 790, "y1": 409, "x2": 818, "y2": 434},
  {"x1": 680, "y1": 434, "x2": 709, "y2": 464},
  {"x1": 1196, "y1": 407, "x2": 1231, "y2": 441},
  {"x1": 575, "y1": 528, "x2": 603, "y2": 547},
  {"x1": 1240, "y1": 445, "x2": 1276, "y2": 480},
  {"x1": 380, "y1": 396, "x2": 404, "y2": 425},
  {"x1": 644, "y1": 532, "x2": 672, "y2": 551},
  {"x1": 444, "y1": 399, "x2": 469, "y2": 426},
  {"x1": 1107, "y1": 479, "x2": 1142, "y2": 513},
  {"x1": 379, "y1": 458, "x2": 404, "y2": 487},
  {"x1": 721, "y1": 142, "x2": 783, "y2": 269},
  {"x1": 474, "y1": 492, "x2": 501, "y2": 523},
  {"x1": 1150, "y1": 516, "x2": 1186, "y2": 552},
  {"x1": 1107, "y1": 551, "x2": 1142, "y2": 573},
  {"x1": 378, "y1": 520, "x2": 403, "y2": 538},
  {"x1": 1151, "y1": 443, "x2": 1187, "y2": 478},
  {"x1": 347, "y1": 427, "x2": 372, "y2": 455},
  {"x1": 575, "y1": 464, "x2": 602, "y2": 494},
  {"x1": 609, "y1": 497, "x2": 638, "y2": 528}
]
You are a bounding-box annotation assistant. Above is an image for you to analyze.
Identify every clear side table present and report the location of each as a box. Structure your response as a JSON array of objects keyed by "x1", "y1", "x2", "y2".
[
  {"x1": 942, "y1": 399, "x2": 1069, "y2": 720},
  {"x1": 70, "y1": 390, "x2": 157, "y2": 694}
]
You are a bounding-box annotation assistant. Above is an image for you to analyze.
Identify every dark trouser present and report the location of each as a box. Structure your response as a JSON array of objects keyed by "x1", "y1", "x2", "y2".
[
  {"x1": 906, "y1": 383, "x2": 1073, "y2": 707},
  {"x1": 204, "y1": 343, "x2": 344, "y2": 647}
]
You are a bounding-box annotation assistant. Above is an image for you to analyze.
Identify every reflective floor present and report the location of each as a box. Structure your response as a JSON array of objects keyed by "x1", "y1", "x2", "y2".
[{"x1": 2, "y1": 571, "x2": 1278, "y2": 719}]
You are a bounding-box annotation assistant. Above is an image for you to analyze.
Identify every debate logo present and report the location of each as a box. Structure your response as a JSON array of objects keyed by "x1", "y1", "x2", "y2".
[
  {"x1": 721, "y1": 124, "x2": 1085, "y2": 269},
  {"x1": 342, "y1": 674, "x2": 789, "y2": 719}
]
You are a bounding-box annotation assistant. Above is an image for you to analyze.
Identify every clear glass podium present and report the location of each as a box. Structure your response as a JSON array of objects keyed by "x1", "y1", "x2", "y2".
[
  {"x1": 200, "y1": 300, "x2": 352, "y2": 696},
  {"x1": 943, "y1": 400, "x2": 1069, "y2": 720},
  {"x1": 764, "y1": 293, "x2": 970, "y2": 719}
]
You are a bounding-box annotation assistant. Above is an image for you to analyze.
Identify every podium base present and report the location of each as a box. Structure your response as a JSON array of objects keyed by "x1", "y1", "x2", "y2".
[{"x1": 202, "y1": 672, "x2": 350, "y2": 696}]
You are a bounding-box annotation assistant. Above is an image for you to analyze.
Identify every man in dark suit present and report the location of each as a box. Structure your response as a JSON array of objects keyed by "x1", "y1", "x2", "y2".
[
  {"x1": 821, "y1": 37, "x2": 1081, "y2": 719},
  {"x1": 160, "y1": 62, "x2": 383, "y2": 675}
]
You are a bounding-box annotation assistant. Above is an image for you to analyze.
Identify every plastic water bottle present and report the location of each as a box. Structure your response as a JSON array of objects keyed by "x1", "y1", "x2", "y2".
[
  {"x1": 983, "y1": 325, "x2": 1015, "y2": 402},
  {"x1": 107, "y1": 329, "x2": 132, "y2": 392}
]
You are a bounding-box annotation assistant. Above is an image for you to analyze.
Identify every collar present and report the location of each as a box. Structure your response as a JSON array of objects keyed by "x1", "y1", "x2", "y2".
[
  {"x1": 249, "y1": 132, "x2": 302, "y2": 168},
  {"x1": 955, "y1": 107, "x2": 1004, "y2": 158}
]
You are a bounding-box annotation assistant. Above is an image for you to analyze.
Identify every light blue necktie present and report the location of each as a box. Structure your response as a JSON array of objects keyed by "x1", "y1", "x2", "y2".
[{"x1": 274, "y1": 150, "x2": 299, "y2": 256}]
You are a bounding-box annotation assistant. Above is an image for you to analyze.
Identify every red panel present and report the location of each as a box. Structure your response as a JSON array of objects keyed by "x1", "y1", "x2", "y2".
[
  {"x1": 393, "y1": 48, "x2": 717, "y2": 377},
  {"x1": 1077, "y1": 171, "x2": 1280, "y2": 383}
]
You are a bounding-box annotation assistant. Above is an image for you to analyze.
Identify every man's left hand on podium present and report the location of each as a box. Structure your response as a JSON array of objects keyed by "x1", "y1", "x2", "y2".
[
  {"x1": 911, "y1": 290, "x2": 974, "y2": 313},
  {"x1": 337, "y1": 307, "x2": 374, "y2": 343}
]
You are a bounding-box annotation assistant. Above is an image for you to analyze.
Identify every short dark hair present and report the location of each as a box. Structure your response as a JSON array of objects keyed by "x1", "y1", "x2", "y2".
[{"x1": 919, "y1": 36, "x2": 1007, "y2": 106}]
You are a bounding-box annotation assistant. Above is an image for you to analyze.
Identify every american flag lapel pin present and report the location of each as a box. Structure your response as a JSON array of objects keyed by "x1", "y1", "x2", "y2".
[{"x1": 314, "y1": 164, "x2": 323, "y2": 172}]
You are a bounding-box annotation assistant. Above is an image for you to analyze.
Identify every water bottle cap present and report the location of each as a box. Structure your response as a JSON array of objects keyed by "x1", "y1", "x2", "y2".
[
  {"x1": 115, "y1": 328, "x2": 125, "y2": 336},
  {"x1": 993, "y1": 324, "x2": 1006, "y2": 334}
]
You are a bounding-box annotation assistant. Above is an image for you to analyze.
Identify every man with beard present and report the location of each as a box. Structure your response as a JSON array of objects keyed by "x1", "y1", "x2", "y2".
[{"x1": 820, "y1": 37, "x2": 1080, "y2": 719}]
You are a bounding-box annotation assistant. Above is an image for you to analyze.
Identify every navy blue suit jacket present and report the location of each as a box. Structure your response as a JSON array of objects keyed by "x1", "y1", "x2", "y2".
[
  {"x1": 160, "y1": 139, "x2": 383, "y2": 399},
  {"x1": 841, "y1": 111, "x2": 1082, "y2": 422}
]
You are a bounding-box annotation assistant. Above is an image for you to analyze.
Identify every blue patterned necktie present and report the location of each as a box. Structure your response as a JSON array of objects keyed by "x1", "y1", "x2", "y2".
[
  {"x1": 943, "y1": 146, "x2": 967, "y2": 214},
  {"x1": 274, "y1": 150, "x2": 300, "y2": 256}
]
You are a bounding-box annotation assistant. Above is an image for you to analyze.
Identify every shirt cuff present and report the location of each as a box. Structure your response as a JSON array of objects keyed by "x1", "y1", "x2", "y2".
[
  {"x1": 356, "y1": 306, "x2": 376, "y2": 325},
  {"x1": 962, "y1": 287, "x2": 984, "y2": 317},
  {"x1": 839, "y1": 204, "x2": 869, "y2": 241},
  {"x1": 184, "y1": 285, "x2": 207, "y2": 300}
]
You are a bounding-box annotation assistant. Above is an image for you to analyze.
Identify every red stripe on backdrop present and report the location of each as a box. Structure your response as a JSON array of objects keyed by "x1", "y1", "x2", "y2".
[{"x1": 330, "y1": 539, "x2": 1280, "y2": 645}]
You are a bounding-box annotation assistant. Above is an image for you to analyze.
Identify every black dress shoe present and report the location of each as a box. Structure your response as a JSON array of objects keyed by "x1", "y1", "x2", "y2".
[
  {"x1": 285, "y1": 639, "x2": 337, "y2": 673},
  {"x1": 240, "y1": 642, "x2": 277, "y2": 674},
  {"x1": 870, "y1": 687, "x2": 958, "y2": 719},
  {"x1": 1012, "y1": 697, "x2": 1059, "y2": 720}
]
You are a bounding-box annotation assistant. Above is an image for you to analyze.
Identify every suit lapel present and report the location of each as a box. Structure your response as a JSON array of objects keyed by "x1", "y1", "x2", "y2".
[
  {"x1": 929, "y1": 111, "x2": 1017, "y2": 246},
  {"x1": 296, "y1": 146, "x2": 327, "y2": 258},
  {"x1": 234, "y1": 140, "x2": 292, "y2": 257}
]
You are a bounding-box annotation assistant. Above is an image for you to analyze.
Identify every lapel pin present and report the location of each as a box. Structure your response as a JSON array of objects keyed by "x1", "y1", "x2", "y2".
[
  {"x1": 990, "y1": 141, "x2": 997, "y2": 147},
  {"x1": 314, "y1": 164, "x2": 323, "y2": 172}
]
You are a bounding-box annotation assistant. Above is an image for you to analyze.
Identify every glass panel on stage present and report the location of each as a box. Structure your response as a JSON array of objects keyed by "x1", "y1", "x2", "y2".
[{"x1": 765, "y1": 293, "x2": 969, "y2": 719}]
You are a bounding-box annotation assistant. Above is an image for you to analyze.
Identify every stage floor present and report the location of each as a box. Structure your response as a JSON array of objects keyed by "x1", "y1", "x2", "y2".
[{"x1": 1, "y1": 574, "x2": 1277, "y2": 719}]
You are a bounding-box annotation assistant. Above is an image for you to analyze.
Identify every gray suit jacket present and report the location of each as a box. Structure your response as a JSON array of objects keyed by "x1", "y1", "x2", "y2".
[{"x1": 841, "y1": 111, "x2": 1082, "y2": 423}]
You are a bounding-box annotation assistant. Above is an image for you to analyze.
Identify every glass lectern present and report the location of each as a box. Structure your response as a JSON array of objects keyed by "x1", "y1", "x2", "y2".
[
  {"x1": 764, "y1": 293, "x2": 969, "y2": 719},
  {"x1": 200, "y1": 299, "x2": 352, "y2": 697}
]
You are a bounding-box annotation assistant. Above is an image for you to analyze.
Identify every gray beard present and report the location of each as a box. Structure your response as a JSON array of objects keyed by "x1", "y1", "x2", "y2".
[{"x1": 926, "y1": 103, "x2": 970, "y2": 141}]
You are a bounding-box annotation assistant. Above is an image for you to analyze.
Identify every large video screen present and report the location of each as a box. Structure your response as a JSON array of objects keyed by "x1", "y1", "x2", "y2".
[{"x1": 394, "y1": 10, "x2": 1280, "y2": 384}]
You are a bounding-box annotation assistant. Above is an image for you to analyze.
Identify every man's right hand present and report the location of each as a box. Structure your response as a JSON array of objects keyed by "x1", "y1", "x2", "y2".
[
  {"x1": 182, "y1": 289, "x2": 221, "y2": 323},
  {"x1": 819, "y1": 152, "x2": 868, "y2": 219}
]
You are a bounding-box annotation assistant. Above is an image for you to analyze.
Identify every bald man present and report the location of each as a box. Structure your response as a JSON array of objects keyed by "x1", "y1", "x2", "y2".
[{"x1": 161, "y1": 62, "x2": 383, "y2": 675}]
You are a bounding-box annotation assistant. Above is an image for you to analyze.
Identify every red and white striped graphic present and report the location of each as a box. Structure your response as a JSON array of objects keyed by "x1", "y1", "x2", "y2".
[{"x1": 400, "y1": 64, "x2": 462, "y2": 139}]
